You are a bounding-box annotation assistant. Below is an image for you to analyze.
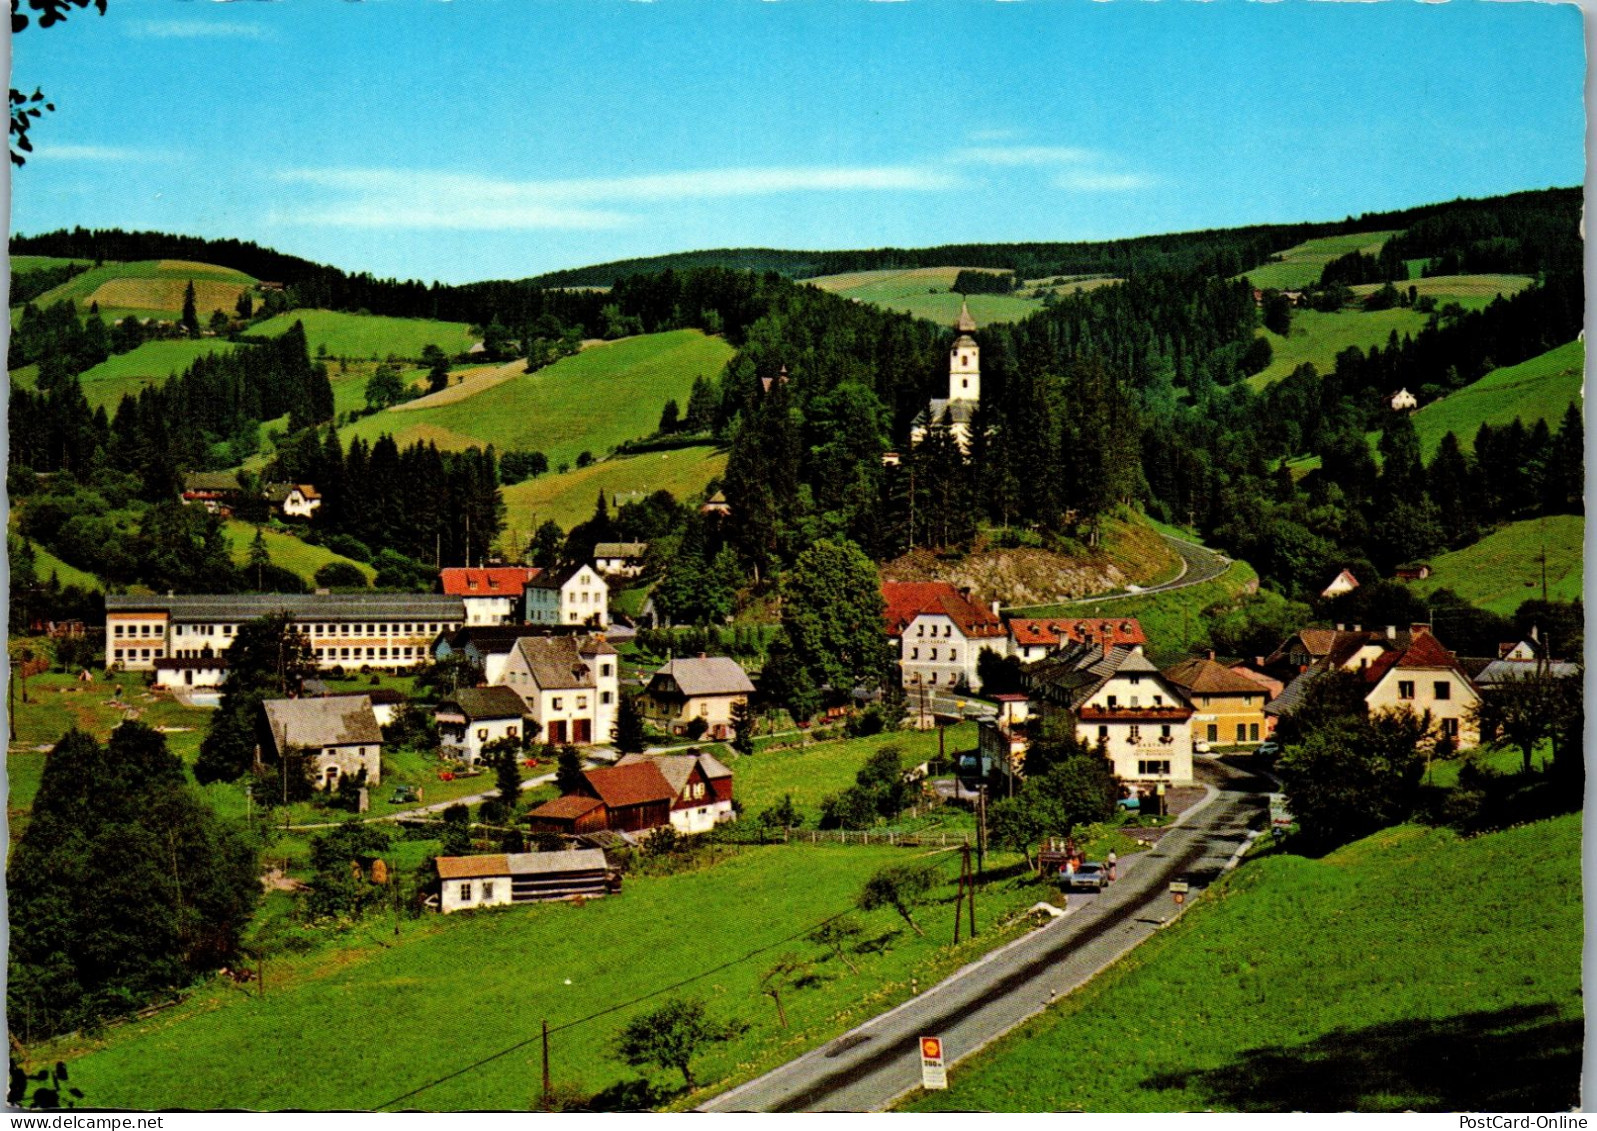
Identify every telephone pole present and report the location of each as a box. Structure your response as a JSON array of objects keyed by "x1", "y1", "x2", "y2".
[
  {"x1": 541, "y1": 1019, "x2": 552, "y2": 1110},
  {"x1": 952, "y1": 842, "x2": 977, "y2": 944}
]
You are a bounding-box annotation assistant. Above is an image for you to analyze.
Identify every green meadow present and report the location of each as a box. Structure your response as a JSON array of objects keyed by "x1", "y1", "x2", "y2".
[
  {"x1": 222, "y1": 520, "x2": 377, "y2": 586},
  {"x1": 28, "y1": 542, "x2": 102, "y2": 591},
  {"x1": 1411, "y1": 514, "x2": 1583, "y2": 615},
  {"x1": 1246, "y1": 306, "x2": 1430, "y2": 390},
  {"x1": 805, "y1": 266, "x2": 1106, "y2": 325},
  {"x1": 1408, "y1": 340, "x2": 1583, "y2": 458},
  {"x1": 1349, "y1": 272, "x2": 1533, "y2": 313},
  {"x1": 343, "y1": 329, "x2": 734, "y2": 470},
  {"x1": 501, "y1": 442, "x2": 727, "y2": 535},
  {"x1": 248, "y1": 308, "x2": 479, "y2": 360},
  {"x1": 905, "y1": 813, "x2": 1582, "y2": 1113},
  {"x1": 54, "y1": 841, "x2": 1048, "y2": 1111},
  {"x1": 26, "y1": 259, "x2": 257, "y2": 323},
  {"x1": 70, "y1": 339, "x2": 239, "y2": 413},
  {"x1": 1239, "y1": 230, "x2": 1399, "y2": 291}
]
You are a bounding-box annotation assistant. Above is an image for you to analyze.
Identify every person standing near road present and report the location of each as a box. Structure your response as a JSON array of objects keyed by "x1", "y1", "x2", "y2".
[{"x1": 1107, "y1": 850, "x2": 1118, "y2": 882}]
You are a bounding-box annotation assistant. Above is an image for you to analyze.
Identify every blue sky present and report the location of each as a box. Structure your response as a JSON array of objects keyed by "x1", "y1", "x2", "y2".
[{"x1": 8, "y1": 0, "x2": 1586, "y2": 284}]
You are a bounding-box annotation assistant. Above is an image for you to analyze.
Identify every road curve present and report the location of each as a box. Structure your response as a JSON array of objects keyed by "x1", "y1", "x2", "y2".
[
  {"x1": 698, "y1": 758, "x2": 1270, "y2": 1113},
  {"x1": 1069, "y1": 533, "x2": 1232, "y2": 606}
]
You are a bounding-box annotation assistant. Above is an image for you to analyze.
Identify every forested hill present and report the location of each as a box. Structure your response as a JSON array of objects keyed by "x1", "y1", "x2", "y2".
[{"x1": 523, "y1": 187, "x2": 1582, "y2": 287}]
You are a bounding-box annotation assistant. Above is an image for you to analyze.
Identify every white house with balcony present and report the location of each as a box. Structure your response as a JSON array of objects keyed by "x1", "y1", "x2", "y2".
[{"x1": 524, "y1": 562, "x2": 609, "y2": 627}]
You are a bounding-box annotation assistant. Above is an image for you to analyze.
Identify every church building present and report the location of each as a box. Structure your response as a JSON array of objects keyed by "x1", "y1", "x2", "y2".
[{"x1": 909, "y1": 300, "x2": 981, "y2": 451}]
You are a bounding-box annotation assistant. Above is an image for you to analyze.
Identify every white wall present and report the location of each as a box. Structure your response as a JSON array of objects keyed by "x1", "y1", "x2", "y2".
[{"x1": 440, "y1": 875, "x2": 515, "y2": 914}]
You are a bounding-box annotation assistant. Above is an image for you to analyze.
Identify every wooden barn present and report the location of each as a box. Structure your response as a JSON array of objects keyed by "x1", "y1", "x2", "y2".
[{"x1": 436, "y1": 849, "x2": 616, "y2": 913}]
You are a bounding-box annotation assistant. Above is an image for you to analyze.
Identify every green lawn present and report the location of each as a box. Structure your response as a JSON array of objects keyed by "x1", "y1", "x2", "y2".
[
  {"x1": 248, "y1": 308, "x2": 478, "y2": 361},
  {"x1": 1408, "y1": 340, "x2": 1583, "y2": 458},
  {"x1": 1239, "y1": 230, "x2": 1400, "y2": 291},
  {"x1": 1349, "y1": 273, "x2": 1533, "y2": 313},
  {"x1": 53, "y1": 840, "x2": 1054, "y2": 1111},
  {"x1": 223, "y1": 521, "x2": 377, "y2": 586},
  {"x1": 11, "y1": 255, "x2": 93, "y2": 272},
  {"x1": 68, "y1": 339, "x2": 239, "y2": 413},
  {"x1": 26, "y1": 259, "x2": 257, "y2": 323},
  {"x1": 804, "y1": 266, "x2": 1104, "y2": 325},
  {"x1": 501, "y1": 442, "x2": 727, "y2": 538},
  {"x1": 1411, "y1": 515, "x2": 1583, "y2": 615},
  {"x1": 905, "y1": 812, "x2": 1583, "y2": 1112},
  {"x1": 1245, "y1": 306, "x2": 1431, "y2": 389},
  {"x1": 729, "y1": 722, "x2": 978, "y2": 823},
  {"x1": 341, "y1": 329, "x2": 733, "y2": 472},
  {"x1": 29, "y1": 542, "x2": 102, "y2": 591}
]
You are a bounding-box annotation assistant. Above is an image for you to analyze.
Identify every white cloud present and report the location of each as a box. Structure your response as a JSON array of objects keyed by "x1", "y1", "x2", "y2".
[
  {"x1": 952, "y1": 145, "x2": 1096, "y2": 167},
  {"x1": 29, "y1": 144, "x2": 171, "y2": 162},
  {"x1": 1053, "y1": 170, "x2": 1156, "y2": 192},
  {"x1": 125, "y1": 19, "x2": 270, "y2": 39},
  {"x1": 271, "y1": 164, "x2": 960, "y2": 229},
  {"x1": 965, "y1": 128, "x2": 1022, "y2": 143}
]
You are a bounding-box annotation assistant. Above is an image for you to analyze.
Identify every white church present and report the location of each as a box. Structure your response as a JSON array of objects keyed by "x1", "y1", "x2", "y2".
[{"x1": 909, "y1": 300, "x2": 982, "y2": 451}]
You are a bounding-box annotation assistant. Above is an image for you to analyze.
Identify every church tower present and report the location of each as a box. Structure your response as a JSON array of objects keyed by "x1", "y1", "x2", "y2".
[{"x1": 948, "y1": 300, "x2": 980, "y2": 403}]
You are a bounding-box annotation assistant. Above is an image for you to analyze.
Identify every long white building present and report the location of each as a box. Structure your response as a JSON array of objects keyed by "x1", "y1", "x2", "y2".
[{"x1": 105, "y1": 593, "x2": 466, "y2": 672}]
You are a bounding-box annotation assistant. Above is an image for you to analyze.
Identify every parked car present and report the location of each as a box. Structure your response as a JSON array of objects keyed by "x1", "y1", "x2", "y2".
[
  {"x1": 1256, "y1": 740, "x2": 1282, "y2": 761},
  {"x1": 1063, "y1": 862, "x2": 1109, "y2": 892},
  {"x1": 1116, "y1": 794, "x2": 1141, "y2": 811},
  {"x1": 1194, "y1": 739, "x2": 1212, "y2": 754},
  {"x1": 390, "y1": 785, "x2": 419, "y2": 804}
]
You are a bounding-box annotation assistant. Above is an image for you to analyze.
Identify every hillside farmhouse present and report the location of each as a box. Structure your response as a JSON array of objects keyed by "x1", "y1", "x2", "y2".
[
  {"x1": 106, "y1": 593, "x2": 465, "y2": 672},
  {"x1": 180, "y1": 471, "x2": 242, "y2": 515},
  {"x1": 528, "y1": 751, "x2": 734, "y2": 836},
  {"x1": 258, "y1": 695, "x2": 382, "y2": 790},
  {"x1": 593, "y1": 542, "x2": 648, "y2": 578},
  {"x1": 640, "y1": 655, "x2": 755, "y2": 739},
  {"x1": 436, "y1": 849, "x2": 614, "y2": 913},
  {"x1": 439, "y1": 566, "x2": 543, "y2": 626},
  {"x1": 263, "y1": 483, "x2": 322, "y2": 519},
  {"x1": 525, "y1": 562, "x2": 609, "y2": 627},
  {"x1": 498, "y1": 634, "x2": 618, "y2": 745}
]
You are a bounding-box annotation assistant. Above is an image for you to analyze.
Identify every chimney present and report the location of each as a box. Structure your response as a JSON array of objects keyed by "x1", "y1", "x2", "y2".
[
  {"x1": 1336, "y1": 623, "x2": 1345, "y2": 632},
  {"x1": 1353, "y1": 624, "x2": 1362, "y2": 633},
  {"x1": 1207, "y1": 649, "x2": 1216, "y2": 662},
  {"x1": 1411, "y1": 623, "x2": 1431, "y2": 637},
  {"x1": 697, "y1": 652, "x2": 708, "y2": 659},
  {"x1": 991, "y1": 599, "x2": 1001, "y2": 618},
  {"x1": 1386, "y1": 625, "x2": 1397, "y2": 640},
  {"x1": 959, "y1": 586, "x2": 973, "y2": 602}
]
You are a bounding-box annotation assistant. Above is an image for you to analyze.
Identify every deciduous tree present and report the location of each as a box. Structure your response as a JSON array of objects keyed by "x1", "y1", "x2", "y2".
[{"x1": 613, "y1": 998, "x2": 747, "y2": 1090}]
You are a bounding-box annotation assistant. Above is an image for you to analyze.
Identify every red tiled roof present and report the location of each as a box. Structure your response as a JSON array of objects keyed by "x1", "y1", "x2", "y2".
[
  {"x1": 582, "y1": 761, "x2": 675, "y2": 808},
  {"x1": 1162, "y1": 657, "x2": 1266, "y2": 696},
  {"x1": 1387, "y1": 631, "x2": 1464, "y2": 674},
  {"x1": 880, "y1": 581, "x2": 1003, "y2": 639},
  {"x1": 1008, "y1": 617, "x2": 1146, "y2": 649},
  {"x1": 439, "y1": 567, "x2": 541, "y2": 597}
]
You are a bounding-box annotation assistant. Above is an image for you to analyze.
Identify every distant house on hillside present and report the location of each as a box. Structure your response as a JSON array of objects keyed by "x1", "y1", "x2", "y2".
[
  {"x1": 640, "y1": 655, "x2": 755, "y2": 739},
  {"x1": 1390, "y1": 388, "x2": 1418, "y2": 411},
  {"x1": 180, "y1": 472, "x2": 242, "y2": 516},
  {"x1": 1320, "y1": 569, "x2": 1360, "y2": 599},
  {"x1": 258, "y1": 695, "x2": 382, "y2": 790},
  {"x1": 440, "y1": 566, "x2": 542, "y2": 626},
  {"x1": 593, "y1": 542, "x2": 648, "y2": 579}
]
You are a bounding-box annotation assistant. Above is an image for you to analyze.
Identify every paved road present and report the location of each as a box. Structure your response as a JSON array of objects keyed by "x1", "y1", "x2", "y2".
[
  {"x1": 1069, "y1": 533, "x2": 1232, "y2": 606},
  {"x1": 699, "y1": 757, "x2": 1270, "y2": 1113}
]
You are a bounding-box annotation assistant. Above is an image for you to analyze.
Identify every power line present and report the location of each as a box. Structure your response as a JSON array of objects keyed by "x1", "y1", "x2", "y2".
[{"x1": 373, "y1": 846, "x2": 966, "y2": 1111}]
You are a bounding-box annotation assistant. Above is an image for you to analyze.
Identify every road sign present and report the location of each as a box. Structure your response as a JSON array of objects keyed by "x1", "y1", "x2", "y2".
[
  {"x1": 1168, "y1": 882, "x2": 1189, "y2": 894},
  {"x1": 919, "y1": 1036, "x2": 947, "y2": 1090}
]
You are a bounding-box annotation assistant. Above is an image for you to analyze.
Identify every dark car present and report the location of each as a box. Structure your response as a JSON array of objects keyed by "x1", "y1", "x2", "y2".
[
  {"x1": 1062, "y1": 862, "x2": 1109, "y2": 892},
  {"x1": 390, "y1": 785, "x2": 419, "y2": 804}
]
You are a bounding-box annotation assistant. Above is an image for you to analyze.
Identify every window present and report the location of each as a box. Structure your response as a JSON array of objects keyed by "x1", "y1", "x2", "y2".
[
  {"x1": 1161, "y1": 724, "x2": 1172, "y2": 739},
  {"x1": 1207, "y1": 724, "x2": 1217, "y2": 742},
  {"x1": 929, "y1": 673, "x2": 938, "y2": 685},
  {"x1": 1129, "y1": 675, "x2": 1141, "y2": 685},
  {"x1": 460, "y1": 882, "x2": 473, "y2": 902},
  {"x1": 1106, "y1": 695, "x2": 1118, "y2": 708},
  {"x1": 1137, "y1": 759, "x2": 1171, "y2": 776},
  {"x1": 950, "y1": 650, "x2": 957, "y2": 662},
  {"x1": 114, "y1": 649, "x2": 124, "y2": 661},
  {"x1": 507, "y1": 726, "x2": 518, "y2": 739},
  {"x1": 1128, "y1": 725, "x2": 1141, "y2": 742},
  {"x1": 601, "y1": 691, "x2": 612, "y2": 705},
  {"x1": 1201, "y1": 695, "x2": 1211, "y2": 707},
  {"x1": 578, "y1": 696, "x2": 588, "y2": 709},
  {"x1": 930, "y1": 648, "x2": 938, "y2": 661},
  {"x1": 482, "y1": 882, "x2": 494, "y2": 900},
  {"x1": 911, "y1": 647, "x2": 919, "y2": 660},
  {"x1": 1250, "y1": 723, "x2": 1260, "y2": 742},
  {"x1": 917, "y1": 625, "x2": 924, "y2": 637},
  {"x1": 1236, "y1": 723, "x2": 1247, "y2": 742},
  {"x1": 1433, "y1": 681, "x2": 1451, "y2": 701},
  {"x1": 601, "y1": 663, "x2": 613, "y2": 678},
  {"x1": 1443, "y1": 718, "x2": 1460, "y2": 738},
  {"x1": 553, "y1": 697, "x2": 563, "y2": 710},
  {"x1": 1398, "y1": 681, "x2": 1416, "y2": 700},
  {"x1": 477, "y1": 728, "x2": 489, "y2": 740},
  {"x1": 1098, "y1": 725, "x2": 1109, "y2": 741},
  {"x1": 1153, "y1": 695, "x2": 1163, "y2": 707}
]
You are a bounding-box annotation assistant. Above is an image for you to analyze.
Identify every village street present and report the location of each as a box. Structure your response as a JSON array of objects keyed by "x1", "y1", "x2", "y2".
[{"x1": 700, "y1": 756, "x2": 1270, "y2": 1113}]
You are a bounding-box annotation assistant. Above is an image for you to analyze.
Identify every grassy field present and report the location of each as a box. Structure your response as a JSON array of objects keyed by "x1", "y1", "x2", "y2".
[
  {"x1": 29, "y1": 542, "x2": 102, "y2": 590},
  {"x1": 1245, "y1": 306, "x2": 1431, "y2": 389},
  {"x1": 501, "y1": 443, "x2": 727, "y2": 536},
  {"x1": 1408, "y1": 340, "x2": 1583, "y2": 458},
  {"x1": 341, "y1": 330, "x2": 733, "y2": 473},
  {"x1": 222, "y1": 521, "x2": 377, "y2": 586},
  {"x1": 12, "y1": 255, "x2": 93, "y2": 272},
  {"x1": 1239, "y1": 230, "x2": 1399, "y2": 291},
  {"x1": 1349, "y1": 273, "x2": 1533, "y2": 313},
  {"x1": 25, "y1": 259, "x2": 257, "y2": 323},
  {"x1": 63, "y1": 339, "x2": 239, "y2": 413},
  {"x1": 1410, "y1": 515, "x2": 1583, "y2": 615},
  {"x1": 804, "y1": 266, "x2": 1113, "y2": 325},
  {"x1": 51, "y1": 839, "x2": 1059, "y2": 1111},
  {"x1": 905, "y1": 812, "x2": 1582, "y2": 1112},
  {"x1": 248, "y1": 309, "x2": 478, "y2": 360}
]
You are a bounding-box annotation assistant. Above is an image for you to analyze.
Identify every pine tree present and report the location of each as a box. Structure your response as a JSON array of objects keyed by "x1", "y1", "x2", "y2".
[
  {"x1": 180, "y1": 280, "x2": 199, "y2": 338},
  {"x1": 247, "y1": 526, "x2": 271, "y2": 590},
  {"x1": 615, "y1": 695, "x2": 647, "y2": 756}
]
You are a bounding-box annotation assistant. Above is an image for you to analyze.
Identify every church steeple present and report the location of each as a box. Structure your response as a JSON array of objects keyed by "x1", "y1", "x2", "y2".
[
  {"x1": 956, "y1": 299, "x2": 976, "y2": 334},
  {"x1": 949, "y1": 301, "x2": 980, "y2": 403}
]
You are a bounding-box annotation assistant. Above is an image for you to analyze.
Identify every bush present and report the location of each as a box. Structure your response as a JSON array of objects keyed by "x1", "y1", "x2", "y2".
[{"x1": 314, "y1": 561, "x2": 368, "y2": 590}]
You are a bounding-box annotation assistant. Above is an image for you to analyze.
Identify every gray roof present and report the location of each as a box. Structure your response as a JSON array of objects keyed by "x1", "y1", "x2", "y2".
[
  {"x1": 593, "y1": 542, "x2": 648, "y2": 559},
  {"x1": 506, "y1": 849, "x2": 608, "y2": 876},
  {"x1": 1265, "y1": 668, "x2": 1323, "y2": 717},
  {"x1": 1475, "y1": 659, "x2": 1580, "y2": 686},
  {"x1": 514, "y1": 634, "x2": 616, "y2": 690},
  {"x1": 527, "y1": 561, "x2": 607, "y2": 591},
  {"x1": 262, "y1": 695, "x2": 382, "y2": 752},
  {"x1": 445, "y1": 686, "x2": 531, "y2": 720},
  {"x1": 649, "y1": 656, "x2": 755, "y2": 698},
  {"x1": 911, "y1": 398, "x2": 979, "y2": 429},
  {"x1": 1023, "y1": 642, "x2": 1182, "y2": 711},
  {"x1": 106, "y1": 592, "x2": 465, "y2": 623},
  {"x1": 617, "y1": 751, "x2": 732, "y2": 795}
]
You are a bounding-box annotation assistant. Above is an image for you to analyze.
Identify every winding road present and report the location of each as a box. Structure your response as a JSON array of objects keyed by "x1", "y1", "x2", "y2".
[
  {"x1": 699, "y1": 757, "x2": 1271, "y2": 1113},
  {"x1": 1070, "y1": 532, "x2": 1233, "y2": 606}
]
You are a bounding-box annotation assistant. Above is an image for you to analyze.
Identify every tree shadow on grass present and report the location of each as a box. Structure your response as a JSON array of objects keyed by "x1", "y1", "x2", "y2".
[
  {"x1": 856, "y1": 928, "x2": 903, "y2": 956},
  {"x1": 1141, "y1": 1004, "x2": 1581, "y2": 1112}
]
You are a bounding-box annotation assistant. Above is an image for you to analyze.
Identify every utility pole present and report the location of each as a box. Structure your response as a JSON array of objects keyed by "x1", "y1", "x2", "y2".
[
  {"x1": 541, "y1": 1019, "x2": 552, "y2": 1111},
  {"x1": 976, "y1": 785, "x2": 987, "y2": 877},
  {"x1": 952, "y1": 842, "x2": 977, "y2": 944}
]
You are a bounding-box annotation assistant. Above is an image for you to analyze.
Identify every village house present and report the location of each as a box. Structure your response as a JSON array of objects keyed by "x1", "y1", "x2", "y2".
[
  {"x1": 439, "y1": 566, "x2": 543, "y2": 626},
  {"x1": 528, "y1": 751, "x2": 735, "y2": 837},
  {"x1": 1005, "y1": 617, "x2": 1147, "y2": 663},
  {"x1": 262, "y1": 483, "x2": 322, "y2": 519},
  {"x1": 1320, "y1": 569, "x2": 1361, "y2": 599},
  {"x1": 524, "y1": 562, "x2": 609, "y2": 627},
  {"x1": 308, "y1": 687, "x2": 404, "y2": 726},
  {"x1": 593, "y1": 542, "x2": 648, "y2": 579},
  {"x1": 977, "y1": 693, "x2": 1032, "y2": 777},
  {"x1": 639, "y1": 655, "x2": 755, "y2": 739},
  {"x1": 882, "y1": 580, "x2": 1006, "y2": 693},
  {"x1": 436, "y1": 849, "x2": 614, "y2": 913},
  {"x1": 106, "y1": 593, "x2": 465, "y2": 672},
  {"x1": 497, "y1": 634, "x2": 618, "y2": 745},
  {"x1": 435, "y1": 686, "x2": 533, "y2": 765},
  {"x1": 1162, "y1": 654, "x2": 1269, "y2": 747},
  {"x1": 179, "y1": 471, "x2": 243, "y2": 516},
  {"x1": 909, "y1": 301, "x2": 982, "y2": 452},
  {"x1": 617, "y1": 751, "x2": 735, "y2": 833},
  {"x1": 258, "y1": 695, "x2": 382, "y2": 790},
  {"x1": 431, "y1": 624, "x2": 541, "y2": 684},
  {"x1": 1023, "y1": 642, "x2": 1196, "y2": 786}
]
